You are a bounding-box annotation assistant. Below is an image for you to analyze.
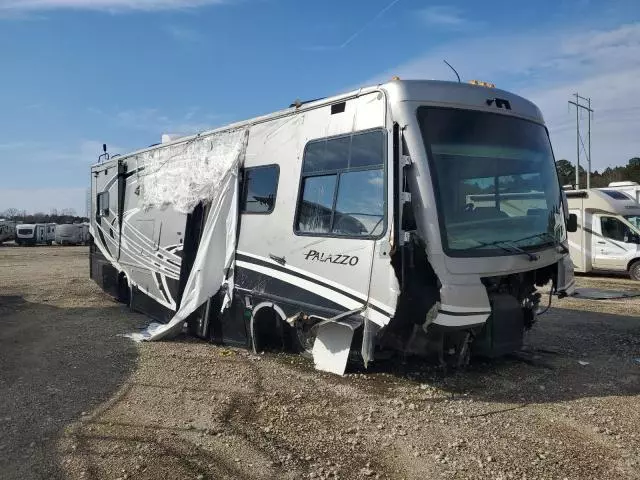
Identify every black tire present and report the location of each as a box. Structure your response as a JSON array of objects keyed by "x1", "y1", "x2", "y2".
[
  {"x1": 629, "y1": 261, "x2": 640, "y2": 281},
  {"x1": 288, "y1": 320, "x2": 319, "y2": 360}
]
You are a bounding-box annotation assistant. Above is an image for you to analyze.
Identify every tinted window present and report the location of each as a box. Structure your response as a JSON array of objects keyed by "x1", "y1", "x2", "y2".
[
  {"x1": 296, "y1": 130, "x2": 386, "y2": 237},
  {"x1": 418, "y1": 107, "x2": 564, "y2": 256},
  {"x1": 350, "y1": 130, "x2": 385, "y2": 169},
  {"x1": 601, "y1": 190, "x2": 632, "y2": 200},
  {"x1": 241, "y1": 165, "x2": 279, "y2": 214},
  {"x1": 601, "y1": 217, "x2": 634, "y2": 242},
  {"x1": 333, "y1": 170, "x2": 384, "y2": 236},
  {"x1": 296, "y1": 175, "x2": 337, "y2": 233},
  {"x1": 303, "y1": 137, "x2": 349, "y2": 174}
]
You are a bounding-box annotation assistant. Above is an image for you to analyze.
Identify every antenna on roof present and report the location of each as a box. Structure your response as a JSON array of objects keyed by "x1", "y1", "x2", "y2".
[
  {"x1": 443, "y1": 59, "x2": 461, "y2": 83},
  {"x1": 98, "y1": 143, "x2": 110, "y2": 164}
]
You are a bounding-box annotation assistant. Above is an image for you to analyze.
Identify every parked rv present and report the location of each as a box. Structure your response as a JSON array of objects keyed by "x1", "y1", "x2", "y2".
[
  {"x1": 90, "y1": 79, "x2": 576, "y2": 372},
  {"x1": 16, "y1": 223, "x2": 56, "y2": 246},
  {"x1": 567, "y1": 188, "x2": 640, "y2": 280},
  {"x1": 0, "y1": 219, "x2": 16, "y2": 245},
  {"x1": 56, "y1": 223, "x2": 90, "y2": 245}
]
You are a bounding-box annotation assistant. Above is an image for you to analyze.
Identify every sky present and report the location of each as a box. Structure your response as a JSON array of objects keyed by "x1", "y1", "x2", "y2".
[{"x1": 0, "y1": 0, "x2": 639, "y2": 214}]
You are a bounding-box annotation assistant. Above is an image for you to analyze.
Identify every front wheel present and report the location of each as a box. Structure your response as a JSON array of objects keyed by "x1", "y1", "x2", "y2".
[{"x1": 629, "y1": 261, "x2": 640, "y2": 281}]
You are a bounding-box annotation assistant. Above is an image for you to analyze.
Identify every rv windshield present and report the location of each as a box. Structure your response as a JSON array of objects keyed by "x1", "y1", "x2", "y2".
[
  {"x1": 624, "y1": 215, "x2": 640, "y2": 231},
  {"x1": 418, "y1": 107, "x2": 564, "y2": 257}
]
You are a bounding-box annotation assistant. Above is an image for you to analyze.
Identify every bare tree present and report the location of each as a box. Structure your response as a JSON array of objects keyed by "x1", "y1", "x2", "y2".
[
  {"x1": 61, "y1": 208, "x2": 77, "y2": 217},
  {"x1": 2, "y1": 208, "x2": 19, "y2": 219},
  {"x1": 50, "y1": 208, "x2": 59, "y2": 216}
]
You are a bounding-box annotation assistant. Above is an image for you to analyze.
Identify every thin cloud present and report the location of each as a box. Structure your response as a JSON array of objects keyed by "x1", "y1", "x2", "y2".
[
  {"x1": 164, "y1": 24, "x2": 204, "y2": 42},
  {"x1": 0, "y1": 0, "x2": 228, "y2": 12},
  {"x1": 108, "y1": 107, "x2": 222, "y2": 135},
  {"x1": 419, "y1": 5, "x2": 468, "y2": 27}
]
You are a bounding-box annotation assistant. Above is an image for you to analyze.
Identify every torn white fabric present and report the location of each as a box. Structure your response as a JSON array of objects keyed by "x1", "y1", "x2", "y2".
[
  {"x1": 123, "y1": 128, "x2": 247, "y2": 342},
  {"x1": 138, "y1": 159, "x2": 241, "y2": 342},
  {"x1": 135, "y1": 129, "x2": 246, "y2": 214}
]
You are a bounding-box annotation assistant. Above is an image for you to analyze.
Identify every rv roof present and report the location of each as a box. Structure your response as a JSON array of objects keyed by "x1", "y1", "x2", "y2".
[{"x1": 92, "y1": 79, "x2": 543, "y2": 168}]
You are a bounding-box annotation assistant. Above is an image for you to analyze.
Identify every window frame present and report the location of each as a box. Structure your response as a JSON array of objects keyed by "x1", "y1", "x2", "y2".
[
  {"x1": 293, "y1": 128, "x2": 388, "y2": 240},
  {"x1": 240, "y1": 164, "x2": 280, "y2": 215},
  {"x1": 97, "y1": 191, "x2": 110, "y2": 217}
]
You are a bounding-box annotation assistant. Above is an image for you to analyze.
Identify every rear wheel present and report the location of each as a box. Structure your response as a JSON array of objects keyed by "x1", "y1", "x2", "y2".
[{"x1": 629, "y1": 261, "x2": 640, "y2": 281}]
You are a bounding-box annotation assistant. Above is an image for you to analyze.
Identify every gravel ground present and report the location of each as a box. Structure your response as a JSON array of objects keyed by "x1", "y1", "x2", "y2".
[{"x1": 1, "y1": 246, "x2": 639, "y2": 480}]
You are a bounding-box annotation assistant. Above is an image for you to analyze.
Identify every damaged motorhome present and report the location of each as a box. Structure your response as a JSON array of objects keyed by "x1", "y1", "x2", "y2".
[{"x1": 90, "y1": 79, "x2": 576, "y2": 374}]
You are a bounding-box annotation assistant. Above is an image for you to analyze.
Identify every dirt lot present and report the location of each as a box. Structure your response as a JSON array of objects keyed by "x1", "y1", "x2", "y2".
[{"x1": 1, "y1": 246, "x2": 639, "y2": 480}]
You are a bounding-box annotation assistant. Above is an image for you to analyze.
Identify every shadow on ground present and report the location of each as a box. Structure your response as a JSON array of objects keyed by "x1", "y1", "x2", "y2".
[
  {"x1": 0, "y1": 295, "x2": 141, "y2": 480},
  {"x1": 344, "y1": 307, "x2": 640, "y2": 405}
]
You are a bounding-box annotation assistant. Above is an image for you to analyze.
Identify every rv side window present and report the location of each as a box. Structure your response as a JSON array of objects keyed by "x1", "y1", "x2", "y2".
[
  {"x1": 97, "y1": 192, "x2": 109, "y2": 216},
  {"x1": 601, "y1": 217, "x2": 638, "y2": 243},
  {"x1": 295, "y1": 129, "x2": 386, "y2": 238},
  {"x1": 241, "y1": 165, "x2": 279, "y2": 214}
]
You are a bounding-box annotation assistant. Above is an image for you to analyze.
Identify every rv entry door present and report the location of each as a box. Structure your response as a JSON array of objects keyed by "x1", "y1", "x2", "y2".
[{"x1": 36, "y1": 225, "x2": 45, "y2": 244}]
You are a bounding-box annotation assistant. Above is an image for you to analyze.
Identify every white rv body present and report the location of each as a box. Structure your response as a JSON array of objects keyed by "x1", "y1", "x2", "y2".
[
  {"x1": 90, "y1": 79, "x2": 575, "y2": 371},
  {"x1": 56, "y1": 223, "x2": 89, "y2": 245},
  {"x1": 566, "y1": 188, "x2": 640, "y2": 280},
  {"x1": 16, "y1": 223, "x2": 56, "y2": 246},
  {"x1": 0, "y1": 219, "x2": 16, "y2": 244}
]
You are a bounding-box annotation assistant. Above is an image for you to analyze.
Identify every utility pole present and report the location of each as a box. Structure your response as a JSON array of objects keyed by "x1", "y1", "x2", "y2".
[{"x1": 568, "y1": 93, "x2": 594, "y2": 189}]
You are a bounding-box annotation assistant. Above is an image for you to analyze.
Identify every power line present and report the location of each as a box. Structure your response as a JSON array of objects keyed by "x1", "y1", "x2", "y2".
[{"x1": 568, "y1": 94, "x2": 594, "y2": 189}]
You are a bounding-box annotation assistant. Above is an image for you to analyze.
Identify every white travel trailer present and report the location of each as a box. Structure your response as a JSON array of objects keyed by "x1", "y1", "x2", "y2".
[
  {"x1": 90, "y1": 79, "x2": 576, "y2": 373},
  {"x1": 599, "y1": 181, "x2": 640, "y2": 203},
  {"x1": 566, "y1": 189, "x2": 640, "y2": 280},
  {"x1": 56, "y1": 223, "x2": 89, "y2": 245},
  {"x1": 0, "y1": 219, "x2": 16, "y2": 244},
  {"x1": 16, "y1": 223, "x2": 56, "y2": 246}
]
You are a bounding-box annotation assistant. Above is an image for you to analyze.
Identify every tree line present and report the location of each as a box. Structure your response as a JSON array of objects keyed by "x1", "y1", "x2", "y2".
[
  {"x1": 0, "y1": 208, "x2": 88, "y2": 224},
  {"x1": 556, "y1": 157, "x2": 640, "y2": 188}
]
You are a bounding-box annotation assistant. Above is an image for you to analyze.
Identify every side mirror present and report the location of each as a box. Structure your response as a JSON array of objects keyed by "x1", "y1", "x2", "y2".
[{"x1": 567, "y1": 213, "x2": 578, "y2": 233}]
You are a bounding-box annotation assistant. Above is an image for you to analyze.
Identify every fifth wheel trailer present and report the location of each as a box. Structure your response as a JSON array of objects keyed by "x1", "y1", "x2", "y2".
[
  {"x1": 55, "y1": 223, "x2": 90, "y2": 245},
  {"x1": 16, "y1": 223, "x2": 56, "y2": 246},
  {"x1": 90, "y1": 79, "x2": 576, "y2": 373},
  {"x1": 566, "y1": 188, "x2": 640, "y2": 280}
]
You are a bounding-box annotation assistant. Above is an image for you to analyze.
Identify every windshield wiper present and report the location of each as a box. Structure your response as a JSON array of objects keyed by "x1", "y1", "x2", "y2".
[
  {"x1": 467, "y1": 239, "x2": 540, "y2": 261},
  {"x1": 511, "y1": 232, "x2": 569, "y2": 254}
]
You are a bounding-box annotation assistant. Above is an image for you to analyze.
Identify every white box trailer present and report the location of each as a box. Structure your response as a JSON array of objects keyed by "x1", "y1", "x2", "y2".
[
  {"x1": 90, "y1": 79, "x2": 576, "y2": 374},
  {"x1": 56, "y1": 223, "x2": 89, "y2": 245},
  {"x1": 16, "y1": 223, "x2": 56, "y2": 246},
  {"x1": 566, "y1": 188, "x2": 640, "y2": 280}
]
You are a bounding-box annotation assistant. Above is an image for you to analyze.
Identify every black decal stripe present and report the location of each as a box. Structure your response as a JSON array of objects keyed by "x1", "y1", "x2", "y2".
[
  {"x1": 235, "y1": 253, "x2": 392, "y2": 317},
  {"x1": 438, "y1": 310, "x2": 491, "y2": 317},
  {"x1": 154, "y1": 272, "x2": 171, "y2": 304},
  {"x1": 97, "y1": 229, "x2": 111, "y2": 257},
  {"x1": 236, "y1": 267, "x2": 346, "y2": 313},
  {"x1": 236, "y1": 286, "x2": 346, "y2": 319}
]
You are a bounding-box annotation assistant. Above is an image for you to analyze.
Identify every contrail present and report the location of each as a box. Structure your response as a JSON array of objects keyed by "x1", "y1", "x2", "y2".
[{"x1": 339, "y1": 0, "x2": 403, "y2": 49}]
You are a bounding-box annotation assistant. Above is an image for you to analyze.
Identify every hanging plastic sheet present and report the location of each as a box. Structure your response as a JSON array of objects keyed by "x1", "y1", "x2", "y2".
[{"x1": 126, "y1": 129, "x2": 248, "y2": 342}]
